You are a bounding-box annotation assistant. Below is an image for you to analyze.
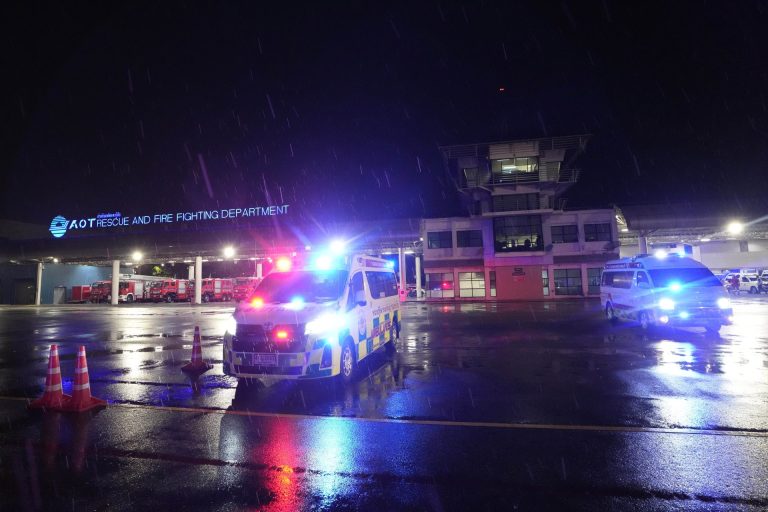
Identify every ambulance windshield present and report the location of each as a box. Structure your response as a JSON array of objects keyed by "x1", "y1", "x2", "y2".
[
  {"x1": 648, "y1": 268, "x2": 722, "y2": 288},
  {"x1": 256, "y1": 270, "x2": 348, "y2": 303}
]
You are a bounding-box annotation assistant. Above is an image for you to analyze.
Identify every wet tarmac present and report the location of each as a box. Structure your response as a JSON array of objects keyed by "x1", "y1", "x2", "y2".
[{"x1": 1, "y1": 298, "x2": 767, "y2": 510}]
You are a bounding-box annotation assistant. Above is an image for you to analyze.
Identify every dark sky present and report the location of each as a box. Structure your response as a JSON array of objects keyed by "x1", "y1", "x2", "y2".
[{"x1": 2, "y1": 1, "x2": 768, "y2": 225}]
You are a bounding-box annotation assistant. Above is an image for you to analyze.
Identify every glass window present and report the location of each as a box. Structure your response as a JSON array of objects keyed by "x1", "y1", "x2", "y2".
[
  {"x1": 346, "y1": 272, "x2": 364, "y2": 311},
  {"x1": 489, "y1": 271, "x2": 497, "y2": 297},
  {"x1": 602, "y1": 271, "x2": 633, "y2": 289},
  {"x1": 365, "y1": 271, "x2": 398, "y2": 299},
  {"x1": 458, "y1": 272, "x2": 486, "y2": 298},
  {"x1": 456, "y1": 230, "x2": 483, "y2": 248},
  {"x1": 491, "y1": 157, "x2": 539, "y2": 183},
  {"x1": 636, "y1": 271, "x2": 649, "y2": 287},
  {"x1": 551, "y1": 225, "x2": 579, "y2": 244},
  {"x1": 648, "y1": 268, "x2": 722, "y2": 288},
  {"x1": 542, "y1": 269, "x2": 550, "y2": 296},
  {"x1": 427, "y1": 231, "x2": 452, "y2": 249},
  {"x1": 584, "y1": 223, "x2": 612, "y2": 242},
  {"x1": 463, "y1": 167, "x2": 480, "y2": 187},
  {"x1": 587, "y1": 268, "x2": 602, "y2": 295},
  {"x1": 493, "y1": 215, "x2": 543, "y2": 252},
  {"x1": 554, "y1": 268, "x2": 583, "y2": 296},
  {"x1": 492, "y1": 193, "x2": 539, "y2": 212},
  {"x1": 426, "y1": 272, "x2": 454, "y2": 298}
]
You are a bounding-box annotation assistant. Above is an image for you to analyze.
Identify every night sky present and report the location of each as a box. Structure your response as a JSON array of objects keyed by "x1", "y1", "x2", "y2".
[{"x1": 3, "y1": 1, "x2": 768, "y2": 226}]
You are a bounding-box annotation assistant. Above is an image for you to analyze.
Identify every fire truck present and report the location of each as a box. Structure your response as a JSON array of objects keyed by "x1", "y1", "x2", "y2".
[
  {"x1": 70, "y1": 285, "x2": 92, "y2": 303},
  {"x1": 191, "y1": 278, "x2": 234, "y2": 302},
  {"x1": 148, "y1": 279, "x2": 191, "y2": 302},
  {"x1": 90, "y1": 275, "x2": 157, "y2": 303},
  {"x1": 233, "y1": 277, "x2": 261, "y2": 302}
]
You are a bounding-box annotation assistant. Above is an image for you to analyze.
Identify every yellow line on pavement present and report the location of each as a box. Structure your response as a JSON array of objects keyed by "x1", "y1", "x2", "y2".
[{"x1": 2, "y1": 395, "x2": 767, "y2": 437}]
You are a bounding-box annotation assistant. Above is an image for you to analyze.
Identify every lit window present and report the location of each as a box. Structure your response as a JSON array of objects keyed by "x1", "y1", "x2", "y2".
[
  {"x1": 458, "y1": 272, "x2": 486, "y2": 298},
  {"x1": 426, "y1": 273, "x2": 454, "y2": 298},
  {"x1": 493, "y1": 215, "x2": 543, "y2": 252}
]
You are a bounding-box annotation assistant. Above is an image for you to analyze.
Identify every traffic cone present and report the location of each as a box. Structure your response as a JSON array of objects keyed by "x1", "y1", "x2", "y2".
[
  {"x1": 29, "y1": 345, "x2": 71, "y2": 410},
  {"x1": 59, "y1": 346, "x2": 106, "y2": 412},
  {"x1": 182, "y1": 326, "x2": 212, "y2": 374}
]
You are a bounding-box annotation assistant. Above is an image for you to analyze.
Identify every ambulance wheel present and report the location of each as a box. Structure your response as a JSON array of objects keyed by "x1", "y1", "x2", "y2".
[
  {"x1": 705, "y1": 324, "x2": 721, "y2": 336},
  {"x1": 749, "y1": 286, "x2": 758, "y2": 294},
  {"x1": 385, "y1": 326, "x2": 397, "y2": 354},
  {"x1": 339, "y1": 339, "x2": 356, "y2": 383},
  {"x1": 606, "y1": 303, "x2": 618, "y2": 324}
]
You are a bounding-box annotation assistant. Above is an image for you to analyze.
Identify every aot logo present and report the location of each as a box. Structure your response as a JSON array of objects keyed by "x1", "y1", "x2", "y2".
[{"x1": 49, "y1": 215, "x2": 69, "y2": 238}]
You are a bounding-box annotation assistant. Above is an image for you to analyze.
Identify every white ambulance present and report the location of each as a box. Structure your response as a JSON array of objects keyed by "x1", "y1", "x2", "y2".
[
  {"x1": 223, "y1": 254, "x2": 401, "y2": 382},
  {"x1": 600, "y1": 253, "x2": 733, "y2": 334}
]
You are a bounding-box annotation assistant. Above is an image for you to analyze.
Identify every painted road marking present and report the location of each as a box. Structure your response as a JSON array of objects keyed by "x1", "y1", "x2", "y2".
[{"x1": 3, "y1": 395, "x2": 767, "y2": 438}]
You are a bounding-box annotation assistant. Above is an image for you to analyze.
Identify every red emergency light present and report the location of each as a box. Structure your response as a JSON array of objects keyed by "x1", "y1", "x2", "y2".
[{"x1": 276, "y1": 257, "x2": 292, "y2": 272}]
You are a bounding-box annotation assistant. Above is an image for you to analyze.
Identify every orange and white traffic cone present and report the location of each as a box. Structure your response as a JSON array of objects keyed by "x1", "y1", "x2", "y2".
[
  {"x1": 182, "y1": 326, "x2": 212, "y2": 374},
  {"x1": 59, "y1": 345, "x2": 106, "y2": 412},
  {"x1": 29, "y1": 345, "x2": 71, "y2": 410}
]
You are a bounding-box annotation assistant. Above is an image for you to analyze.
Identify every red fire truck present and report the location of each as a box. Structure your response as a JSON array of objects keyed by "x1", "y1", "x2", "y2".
[
  {"x1": 90, "y1": 277, "x2": 154, "y2": 303},
  {"x1": 232, "y1": 277, "x2": 261, "y2": 302},
  {"x1": 191, "y1": 278, "x2": 234, "y2": 302},
  {"x1": 148, "y1": 279, "x2": 191, "y2": 302},
  {"x1": 70, "y1": 285, "x2": 92, "y2": 303}
]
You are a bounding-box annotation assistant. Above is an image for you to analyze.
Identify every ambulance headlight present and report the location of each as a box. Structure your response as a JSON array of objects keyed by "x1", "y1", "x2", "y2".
[
  {"x1": 305, "y1": 313, "x2": 345, "y2": 336},
  {"x1": 224, "y1": 316, "x2": 238, "y2": 335},
  {"x1": 658, "y1": 298, "x2": 675, "y2": 311},
  {"x1": 717, "y1": 297, "x2": 731, "y2": 309}
]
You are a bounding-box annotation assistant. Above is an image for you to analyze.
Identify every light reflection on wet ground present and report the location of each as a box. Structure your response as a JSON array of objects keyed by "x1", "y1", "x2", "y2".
[{"x1": 1, "y1": 298, "x2": 768, "y2": 509}]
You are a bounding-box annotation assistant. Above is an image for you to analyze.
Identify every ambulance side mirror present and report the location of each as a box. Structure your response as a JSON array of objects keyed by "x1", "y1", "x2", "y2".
[{"x1": 354, "y1": 289, "x2": 367, "y2": 306}]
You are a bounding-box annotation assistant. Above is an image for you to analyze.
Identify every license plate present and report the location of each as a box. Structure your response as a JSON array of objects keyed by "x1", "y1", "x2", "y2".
[{"x1": 251, "y1": 353, "x2": 278, "y2": 366}]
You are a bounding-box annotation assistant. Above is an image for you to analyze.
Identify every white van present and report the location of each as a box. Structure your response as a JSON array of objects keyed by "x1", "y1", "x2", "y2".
[
  {"x1": 600, "y1": 254, "x2": 733, "y2": 334},
  {"x1": 223, "y1": 254, "x2": 401, "y2": 382}
]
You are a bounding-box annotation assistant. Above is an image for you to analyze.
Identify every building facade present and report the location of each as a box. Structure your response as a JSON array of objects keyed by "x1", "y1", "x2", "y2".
[{"x1": 422, "y1": 135, "x2": 619, "y2": 301}]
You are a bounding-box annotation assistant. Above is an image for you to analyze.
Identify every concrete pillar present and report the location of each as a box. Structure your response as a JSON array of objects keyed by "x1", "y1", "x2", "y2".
[
  {"x1": 415, "y1": 255, "x2": 422, "y2": 300},
  {"x1": 398, "y1": 248, "x2": 406, "y2": 293},
  {"x1": 194, "y1": 256, "x2": 202, "y2": 305},
  {"x1": 35, "y1": 262, "x2": 43, "y2": 305},
  {"x1": 638, "y1": 235, "x2": 648, "y2": 255},
  {"x1": 188, "y1": 265, "x2": 194, "y2": 281},
  {"x1": 111, "y1": 260, "x2": 120, "y2": 305},
  {"x1": 256, "y1": 263, "x2": 263, "y2": 279}
]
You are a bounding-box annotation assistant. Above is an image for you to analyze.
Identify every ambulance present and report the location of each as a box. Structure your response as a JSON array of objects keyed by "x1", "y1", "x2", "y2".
[
  {"x1": 223, "y1": 253, "x2": 401, "y2": 382},
  {"x1": 600, "y1": 252, "x2": 733, "y2": 334}
]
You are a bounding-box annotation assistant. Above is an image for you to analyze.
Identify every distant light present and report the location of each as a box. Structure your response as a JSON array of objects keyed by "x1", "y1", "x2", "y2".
[
  {"x1": 276, "y1": 257, "x2": 292, "y2": 272},
  {"x1": 285, "y1": 296, "x2": 305, "y2": 310},
  {"x1": 314, "y1": 255, "x2": 333, "y2": 271},
  {"x1": 699, "y1": 238, "x2": 711, "y2": 243},
  {"x1": 131, "y1": 251, "x2": 143, "y2": 262},
  {"x1": 386, "y1": 260, "x2": 395, "y2": 269},
  {"x1": 249, "y1": 257, "x2": 257, "y2": 261},
  {"x1": 419, "y1": 237, "x2": 424, "y2": 241},
  {"x1": 305, "y1": 245, "x2": 312, "y2": 251},
  {"x1": 621, "y1": 228, "x2": 629, "y2": 233},
  {"x1": 330, "y1": 239, "x2": 347, "y2": 255},
  {"x1": 161, "y1": 263, "x2": 165, "y2": 267},
  {"x1": 404, "y1": 249, "x2": 414, "y2": 255},
  {"x1": 52, "y1": 258, "x2": 59, "y2": 264},
  {"x1": 168, "y1": 261, "x2": 175, "y2": 265},
  {"x1": 654, "y1": 249, "x2": 667, "y2": 259},
  {"x1": 222, "y1": 246, "x2": 236, "y2": 259},
  {"x1": 498, "y1": 87, "x2": 505, "y2": 92},
  {"x1": 727, "y1": 221, "x2": 744, "y2": 235}
]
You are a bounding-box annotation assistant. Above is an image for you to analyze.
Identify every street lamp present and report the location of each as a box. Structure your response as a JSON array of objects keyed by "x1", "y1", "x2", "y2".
[
  {"x1": 131, "y1": 251, "x2": 143, "y2": 263},
  {"x1": 727, "y1": 221, "x2": 744, "y2": 235},
  {"x1": 222, "y1": 246, "x2": 236, "y2": 259}
]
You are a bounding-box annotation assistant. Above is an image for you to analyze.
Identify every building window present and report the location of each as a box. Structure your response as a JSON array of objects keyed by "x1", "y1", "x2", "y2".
[
  {"x1": 456, "y1": 230, "x2": 483, "y2": 248},
  {"x1": 554, "y1": 268, "x2": 583, "y2": 295},
  {"x1": 463, "y1": 167, "x2": 480, "y2": 187},
  {"x1": 458, "y1": 272, "x2": 485, "y2": 298},
  {"x1": 492, "y1": 193, "x2": 539, "y2": 212},
  {"x1": 489, "y1": 271, "x2": 497, "y2": 297},
  {"x1": 587, "y1": 268, "x2": 602, "y2": 295},
  {"x1": 542, "y1": 269, "x2": 550, "y2": 296},
  {"x1": 491, "y1": 157, "x2": 538, "y2": 176},
  {"x1": 426, "y1": 273, "x2": 454, "y2": 298},
  {"x1": 551, "y1": 225, "x2": 579, "y2": 244},
  {"x1": 427, "y1": 231, "x2": 452, "y2": 249},
  {"x1": 493, "y1": 215, "x2": 543, "y2": 252},
  {"x1": 584, "y1": 223, "x2": 612, "y2": 242}
]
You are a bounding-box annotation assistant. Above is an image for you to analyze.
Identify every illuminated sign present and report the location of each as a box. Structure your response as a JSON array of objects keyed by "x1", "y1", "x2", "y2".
[{"x1": 50, "y1": 204, "x2": 290, "y2": 238}]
